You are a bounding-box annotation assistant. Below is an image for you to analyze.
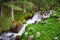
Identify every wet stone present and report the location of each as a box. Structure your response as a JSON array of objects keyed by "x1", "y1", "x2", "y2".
[{"x1": 15, "y1": 35, "x2": 22, "y2": 40}]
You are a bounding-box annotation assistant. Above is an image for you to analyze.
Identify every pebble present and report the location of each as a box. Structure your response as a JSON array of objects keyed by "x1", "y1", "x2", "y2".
[
  {"x1": 25, "y1": 32, "x2": 28, "y2": 36},
  {"x1": 54, "y1": 37, "x2": 58, "y2": 40},
  {"x1": 36, "y1": 32, "x2": 41, "y2": 38}
]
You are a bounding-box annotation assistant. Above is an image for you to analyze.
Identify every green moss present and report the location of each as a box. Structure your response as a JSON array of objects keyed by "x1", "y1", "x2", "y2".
[{"x1": 0, "y1": 17, "x2": 11, "y2": 32}]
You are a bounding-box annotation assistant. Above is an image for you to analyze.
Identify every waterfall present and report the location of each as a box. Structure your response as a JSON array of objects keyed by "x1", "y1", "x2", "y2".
[{"x1": 0, "y1": 10, "x2": 55, "y2": 40}]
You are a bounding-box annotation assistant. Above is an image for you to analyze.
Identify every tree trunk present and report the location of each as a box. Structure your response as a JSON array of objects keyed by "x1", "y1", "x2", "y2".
[
  {"x1": 11, "y1": 0, "x2": 14, "y2": 22},
  {"x1": 1, "y1": 4, "x2": 3, "y2": 17},
  {"x1": 11, "y1": 7, "x2": 14, "y2": 22},
  {"x1": 23, "y1": 3, "x2": 26, "y2": 13}
]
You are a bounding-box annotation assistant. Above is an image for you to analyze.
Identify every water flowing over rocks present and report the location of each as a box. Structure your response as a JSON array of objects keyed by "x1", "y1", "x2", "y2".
[{"x1": 0, "y1": 10, "x2": 55, "y2": 40}]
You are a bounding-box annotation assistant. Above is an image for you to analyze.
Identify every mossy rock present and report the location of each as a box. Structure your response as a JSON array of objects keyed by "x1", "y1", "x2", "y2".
[
  {"x1": 11, "y1": 20, "x2": 23, "y2": 33},
  {"x1": 15, "y1": 35, "x2": 22, "y2": 40},
  {"x1": 24, "y1": 13, "x2": 33, "y2": 19}
]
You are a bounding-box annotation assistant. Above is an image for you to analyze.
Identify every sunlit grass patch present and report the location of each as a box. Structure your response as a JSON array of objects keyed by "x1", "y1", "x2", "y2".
[{"x1": 22, "y1": 12, "x2": 60, "y2": 40}]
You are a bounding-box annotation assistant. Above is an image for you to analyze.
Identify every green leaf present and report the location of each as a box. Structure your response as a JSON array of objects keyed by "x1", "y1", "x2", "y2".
[{"x1": 4, "y1": 2, "x2": 22, "y2": 11}]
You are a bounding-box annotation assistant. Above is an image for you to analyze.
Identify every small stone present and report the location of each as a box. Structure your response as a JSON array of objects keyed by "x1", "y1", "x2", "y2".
[
  {"x1": 54, "y1": 37, "x2": 58, "y2": 40},
  {"x1": 30, "y1": 35, "x2": 34, "y2": 38},
  {"x1": 36, "y1": 32, "x2": 41, "y2": 38},
  {"x1": 28, "y1": 35, "x2": 34, "y2": 40},
  {"x1": 29, "y1": 28, "x2": 34, "y2": 31},
  {"x1": 25, "y1": 32, "x2": 28, "y2": 36}
]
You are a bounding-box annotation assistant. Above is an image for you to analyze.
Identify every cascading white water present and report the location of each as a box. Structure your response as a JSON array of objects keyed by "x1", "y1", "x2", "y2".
[
  {"x1": 26, "y1": 11, "x2": 42, "y2": 24},
  {"x1": 0, "y1": 10, "x2": 55, "y2": 40}
]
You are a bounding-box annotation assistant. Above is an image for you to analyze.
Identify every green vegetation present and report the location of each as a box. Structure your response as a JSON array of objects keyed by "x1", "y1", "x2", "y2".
[
  {"x1": 22, "y1": 11, "x2": 60, "y2": 40},
  {"x1": 0, "y1": 0, "x2": 60, "y2": 40}
]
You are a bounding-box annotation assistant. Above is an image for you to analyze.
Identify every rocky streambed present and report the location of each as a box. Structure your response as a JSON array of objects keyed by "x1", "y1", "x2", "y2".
[{"x1": 0, "y1": 10, "x2": 55, "y2": 40}]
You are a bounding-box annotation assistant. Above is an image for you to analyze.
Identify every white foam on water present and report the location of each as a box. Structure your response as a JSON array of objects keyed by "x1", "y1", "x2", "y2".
[{"x1": 0, "y1": 10, "x2": 55, "y2": 40}]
